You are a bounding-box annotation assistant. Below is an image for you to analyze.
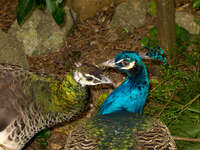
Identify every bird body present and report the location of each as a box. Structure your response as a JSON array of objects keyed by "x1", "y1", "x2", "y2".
[
  {"x1": 98, "y1": 52, "x2": 149, "y2": 115},
  {"x1": 98, "y1": 73, "x2": 149, "y2": 115},
  {"x1": 0, "y1": 63, "x2": 112, "y2": 150},
  {"x1": 65, "y1": 112, "x2": 176, "y2": 150},
  {"x1": 64, "y1": 51, "x2": 177, "y2": 150}
]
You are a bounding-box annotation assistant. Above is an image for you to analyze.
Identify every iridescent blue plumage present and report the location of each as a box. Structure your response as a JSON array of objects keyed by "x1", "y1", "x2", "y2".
[
  {"x1": 98, "y1": 52, "x2": 149, "y2": 115},
  {"x1": 145, "y1": 46, "x2": 167, "y2": 65}
]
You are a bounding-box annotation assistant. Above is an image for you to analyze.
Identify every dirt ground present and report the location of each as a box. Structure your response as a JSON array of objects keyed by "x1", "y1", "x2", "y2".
[{"x1": 0, "y1": 0, "x2": 199, "y2": 149}]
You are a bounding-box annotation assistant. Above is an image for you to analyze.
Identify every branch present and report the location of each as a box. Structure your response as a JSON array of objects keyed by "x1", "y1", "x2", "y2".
[{"x1": 173, "y1": 136, "x2": 200, "y2": 143}]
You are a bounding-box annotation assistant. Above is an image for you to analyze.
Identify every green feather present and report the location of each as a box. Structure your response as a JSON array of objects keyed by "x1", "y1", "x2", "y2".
[{"x1": 65, "y1": 112, "x2": 177, "y2": 150}]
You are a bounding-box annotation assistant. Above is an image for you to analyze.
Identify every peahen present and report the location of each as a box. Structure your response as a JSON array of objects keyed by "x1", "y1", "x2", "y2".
[
  {"x1": 0, "y1": 63, "x2": 113, "y2": 150},
  {"x1": 65, "y1": 49, "x2": 177, "y2": 150}
]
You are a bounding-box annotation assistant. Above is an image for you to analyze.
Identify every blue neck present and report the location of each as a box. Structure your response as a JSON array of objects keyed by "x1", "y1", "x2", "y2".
[
  {"x1": 128, "y1": 61, "x2": 149, "y2": 84},
  {"x1": 98, "y1": 62, "x2": 149, "y2": 116}
]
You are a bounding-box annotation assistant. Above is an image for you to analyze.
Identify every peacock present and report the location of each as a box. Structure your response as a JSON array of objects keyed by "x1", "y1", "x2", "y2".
[
  {"x1": 0, "y1": 63, "x2": 113, "y2": 150},
  {"x1": 64, "y1": 48, "x2": 177, "y2": 150}
]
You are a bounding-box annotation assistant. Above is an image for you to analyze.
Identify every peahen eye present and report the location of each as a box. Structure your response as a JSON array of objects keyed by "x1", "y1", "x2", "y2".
[{"x1": 86, "y1": 76, "x2": 93, "y2": 81}]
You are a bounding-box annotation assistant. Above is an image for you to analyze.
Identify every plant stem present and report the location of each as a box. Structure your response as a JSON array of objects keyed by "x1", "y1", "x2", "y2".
[
  {"x1": 178, "y1": 93, "x2": 200, "y2": 115},
  {"x1": 173, "y1": 136, "x2": 200, "y2": 143}
]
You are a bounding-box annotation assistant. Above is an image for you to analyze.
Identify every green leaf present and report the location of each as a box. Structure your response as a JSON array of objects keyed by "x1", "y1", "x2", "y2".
[
  {"x1": 140, "y1": 37, "x2": 149, "y2": 47},
  {"x1": 56, "y1": 0, "x2": 64, "y2": 4},
  {"x1": 194, "y1": 18, "x2": 200, "y2": 25},
  {"x1": 149, "y1": 27, "x2": 158, "y2": 38},
  {"x1": 150, "y1": 78, "x2": 159, "y2": 85},
  {"x1": 36, "y1": 129, "x2": 51, "y2": 140},
  {"x1": 188, "y1": 107, "x2": 200, "y2": 113},
  {"x1": 36, "y1": 129, "x2": 51, "y2": 149},
  {"x1": 122, "y1": 28, "x2": 128, "y2": 34},
  {"x1": 192, "y1": 0, "x2": 200, "y2": 8},
  {"x1": 148, "y1": 1, "x2": 157, "y2": 16},
  {"x1": 175, "y1": 24, "x2": 190, "y2": 51},
  {"x1": 39, "y1": 139, "x2": 48, "y2": 149},
  {"x1": 17, "y1": 0, "x2": 36, "y2": 24},
  {"x1": 36, "y1": 0, "x2": 46, "y2": 9},
  {"x1": 46, "y1": 0, "x2": 65, "y2": 25}
]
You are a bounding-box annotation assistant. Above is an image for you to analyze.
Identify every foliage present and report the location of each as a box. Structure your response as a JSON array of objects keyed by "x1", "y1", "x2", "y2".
[
  {"x1": 193, "y1": 0, "x2": 200, "y2": 8},
  {"x1": 17, "y1": 0, "x2": 65, "y2": 25},
  {"x1": 141, "y1": 24, "x2": 191, "y2": 52},
  {"x1": 121, "y1": 28, "x2": 129, "y2": 35},
  {"x1": 145, "y1": 62, "x2": 200, "y2": 149},
  {"x1": 36, "y1": 129, "x2": 51, "y2": 149},
  {"x1": 194, "y1": 18, "x2": 200, "y2": 25},
  {"x1": 17, "y1": 0, "x2": 36, "y2": 24},
  {"x1": 148, "y1": 1, "x2": 157, "y2": 16},
  {"x1": 142, "y1": 25, "x2": 200, "y2": 149},
  {"x1": 140, "y1": 26, "x2": 158, "y2": 48},
  {"x1": 175, "y1": 24, "x2": 191, "y2": 52}
]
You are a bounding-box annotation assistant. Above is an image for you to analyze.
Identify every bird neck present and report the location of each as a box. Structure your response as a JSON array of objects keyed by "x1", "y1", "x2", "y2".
[
  {"x1": 98, "y1": 62, "x2": 149, "y2": 116},
  {"x1": 35, "y1": 71, "x2": 88, "y2": 113},
  {"x1": 127, "y1": 61, "x2": 149, "y2": 85}
]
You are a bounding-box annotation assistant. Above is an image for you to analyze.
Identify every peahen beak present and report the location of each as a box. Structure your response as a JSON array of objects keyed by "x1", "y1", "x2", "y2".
[
  {"x1": 100, "y1": 58, "x2": 117, "y2": 68},
  {"x1": 100, "y1": 75, "x2": 115, "y2": 86}
]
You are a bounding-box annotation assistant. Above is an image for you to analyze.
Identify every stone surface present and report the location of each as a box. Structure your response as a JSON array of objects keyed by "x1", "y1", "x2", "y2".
[
  {"x1": 110, "y1": 0, "x2": 147, "y2": 32},
  {"x1": 0, "y1": 29, "x2": 29, "y2": 68},
  {"x1": 176, "y1": 11, "x2": 200, "y2": 34},
  {"x1": 68, "y1": 0, "x2": 127, "y2": 20},
  {"x1": 8, "y1": 6, "x2": 76, "y2": 56}
]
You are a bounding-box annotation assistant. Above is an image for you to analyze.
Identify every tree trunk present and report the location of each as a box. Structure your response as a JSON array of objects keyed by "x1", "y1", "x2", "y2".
[{"x1": 156, "y1": 0, "x2": 176, "y2": 63}]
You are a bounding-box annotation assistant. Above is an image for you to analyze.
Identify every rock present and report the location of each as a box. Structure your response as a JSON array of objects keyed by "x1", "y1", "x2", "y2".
[
  {"x1": 8, "y1": 6, "x2": 76, "y2": 56},
  {"x1": 110, "y1": 0, "x2": 148, "y2": 32},
  {"x1": 176, "y1": 11, "x2": 200, "y2": 34},
  {"x1": 105, "y1": 26, "x2": 119, "y2": 42},
  {"x1": 0, "y1": 29, "x2": 29, "y2": 68},
  {"x1": 68, "y1": 0, "x2": 127, "y2": 20},
  {"x1": 69, "y1": 0, "x2": 110, "y2": 20}
]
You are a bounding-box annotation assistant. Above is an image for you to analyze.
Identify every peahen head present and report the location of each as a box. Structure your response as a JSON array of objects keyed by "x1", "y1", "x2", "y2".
[{"x1": 74, "y1": 63, "x2": 113, "y2": 86}]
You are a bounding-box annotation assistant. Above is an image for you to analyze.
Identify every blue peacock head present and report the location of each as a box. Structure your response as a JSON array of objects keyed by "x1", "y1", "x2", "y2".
[
  {"x1": 99, "y1": 51, "x2": 150, "y2": 115},
  {"x1": 101, "y1": 51, "x2": 144, "y2": 77},
  {"x1": 101, "y1": 46, "x2": 166, "y2": 74}
]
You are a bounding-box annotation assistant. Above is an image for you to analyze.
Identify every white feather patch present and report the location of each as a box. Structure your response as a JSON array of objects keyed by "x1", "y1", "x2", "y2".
[{"x1": 121, "y1": 61, "x2": 135, "y2": 70}]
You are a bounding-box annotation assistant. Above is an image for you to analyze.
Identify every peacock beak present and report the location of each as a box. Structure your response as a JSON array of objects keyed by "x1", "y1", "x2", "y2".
[{"x1": 100, "y1": 58, "x2": 117, "y2": 68}]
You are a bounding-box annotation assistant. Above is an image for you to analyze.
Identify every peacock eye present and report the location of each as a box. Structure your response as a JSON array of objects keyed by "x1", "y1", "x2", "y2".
[{"x1": 121, "y1": 60, "x2": 129, "y2": 66}]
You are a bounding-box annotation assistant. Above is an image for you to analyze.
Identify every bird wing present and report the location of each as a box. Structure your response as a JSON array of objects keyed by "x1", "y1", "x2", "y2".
[{"x1": 0, "y1": 74, "x2": 20, "y2": 131}]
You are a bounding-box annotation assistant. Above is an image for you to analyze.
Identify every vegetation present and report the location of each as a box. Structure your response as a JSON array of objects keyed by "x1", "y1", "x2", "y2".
[
  {"x1": 36, "y1": 129, "x2": 51, "y2": 149},
  {"x1": 17, "y1": 0, "x2": 65, "y2": 25},
  {"x1": 142, "y1": 25, "x2": 200, "y2": 150},
  {"x1": 193, "y1": 0, "x2": 200, "y2": 8}
]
